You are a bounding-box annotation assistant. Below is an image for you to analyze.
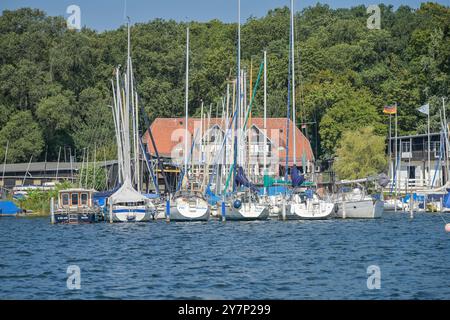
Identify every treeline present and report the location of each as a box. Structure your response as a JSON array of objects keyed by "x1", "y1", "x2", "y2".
[{"x1": 0, "y1": 2, "x2": 449, "y2": 163}]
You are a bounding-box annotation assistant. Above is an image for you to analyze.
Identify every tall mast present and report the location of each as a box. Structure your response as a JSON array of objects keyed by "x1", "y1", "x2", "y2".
[
  {"x1": 290, "y1": 0, "x2": 296, "y2": 165},
  {"x1": 233, "y1": 0, "x2": 241, "y2": 192},
  {"x1": 263, "y1": 50, "x2": 267, "y2": 175},
  {"x1": 184, "y1": 27, "x2": 190, "y2": 177}
]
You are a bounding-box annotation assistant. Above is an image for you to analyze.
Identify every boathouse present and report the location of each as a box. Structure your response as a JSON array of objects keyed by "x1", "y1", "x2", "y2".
[
  {"x1": 143, "y1": 118, "x2": 315, "y2": 188},
  {"x1": 389, "y1": 132, "x2": 448, "y2": 190}
]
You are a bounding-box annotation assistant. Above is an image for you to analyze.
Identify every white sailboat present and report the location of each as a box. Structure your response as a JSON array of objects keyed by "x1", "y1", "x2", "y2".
[
  {"x1": 334, "y1": 179, "x2": 384, "y2": 219},
  {"x1": 106, "y1": 22, "x2": 155, "y2": 222},
  {"x1": 168, "y1": 27, "x2": 210, "y2": 222},
  {"x1": 217, "y1": 0, "x2": 269, "y2": 221},
  {"x1": 279, "y1": 0, "x2": 334, "y2": 220}
]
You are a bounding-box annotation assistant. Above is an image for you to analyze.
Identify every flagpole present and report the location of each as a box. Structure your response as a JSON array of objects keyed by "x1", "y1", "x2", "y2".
[{"x1": 389, "y1": 114, "x2": 392, "y2": 180}]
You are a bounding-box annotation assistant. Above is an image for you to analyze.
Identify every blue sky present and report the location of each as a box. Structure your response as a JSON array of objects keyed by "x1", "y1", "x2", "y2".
[{"x1": 1, "y1": 0, "x2": 448, "y2": 31}]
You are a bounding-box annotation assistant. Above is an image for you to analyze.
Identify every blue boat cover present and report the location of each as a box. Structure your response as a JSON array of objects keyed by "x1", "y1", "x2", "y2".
[
  {"x1": 205, "y1": 186, "x2": 222, "y2": 205},
  {"x1": 0, "y1": 201, "x2": 21, "y2": 215},
  {"x1": 291, "y1": 165, "x2": 305, "y2": 187},
  {"x1": 444, "y1": 192, "x2": 450, "y2": 208},
  {"x1": 258, "y1": 186, "x2": 290, "y2": 196},
  {"x1": 234, "y1": 166, "x2": 258, "y2": 192}
]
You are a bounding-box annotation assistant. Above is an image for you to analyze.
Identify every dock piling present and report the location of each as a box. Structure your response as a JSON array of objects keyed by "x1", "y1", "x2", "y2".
[{"x1": 50, "y1": 197, "x2": 55, "y2": 224}]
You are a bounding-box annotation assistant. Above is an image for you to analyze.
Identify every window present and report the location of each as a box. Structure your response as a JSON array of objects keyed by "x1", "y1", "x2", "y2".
[
  {"x1": 71, "y1": 193, "x2": 78, "y2": 206},
  {"x1": 80, "y1": 193, "x2": 88, "y2": 205},
  {"x1": 401, "y1": 141, "x2": 411, "y2": 153},
  {"x1": 62, "y1": 193, "x2": 69, "y2": 206}
]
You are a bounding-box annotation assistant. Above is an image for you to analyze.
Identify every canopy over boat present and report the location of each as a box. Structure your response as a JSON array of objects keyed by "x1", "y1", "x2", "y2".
[{"x1": 109, "y1": 180, "x2": 148, "y2": 204}]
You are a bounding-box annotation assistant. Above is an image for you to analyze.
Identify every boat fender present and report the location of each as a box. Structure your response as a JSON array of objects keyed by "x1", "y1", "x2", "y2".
[
  {"x1": 233, "y1": 199, "x2": 242, "y2": 209},
  {"x1": 445, "y1": 223, "x2": 450, "y2": 233}
]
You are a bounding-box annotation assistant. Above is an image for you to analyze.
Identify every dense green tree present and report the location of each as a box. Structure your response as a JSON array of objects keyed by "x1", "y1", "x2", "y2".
[
  {"x1": 319, "y1": 88, "x2": 384, "y2": 156},
  {"x1": 0, "y1": 110, "x2": 44, "y2": 162},
  {"x1": 0, "y1": 3, "x2": 448, "y2": 164},
  {"x1": 334, "y1": 126, "x2": 387, "y2": 180}
]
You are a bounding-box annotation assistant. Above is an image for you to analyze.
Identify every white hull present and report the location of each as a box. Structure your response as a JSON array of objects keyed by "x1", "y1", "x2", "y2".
[
  {"x1": 336, "y1": 199, "x2": 383, "y2": 219},
  {"x1": 220, "y1": 201, "x2": 269, "y2": 221},
  {"x1": 384, "y1": 199, "x2": 403, "y2": 211},
  {"x1": 169, "y1": 196, "x2": 210, "y2": 221},
  {"x1": 280, "y1": 200, "x2": 335, "y2": 220},
  {"x1": 108, "y1": 204, "x2": 155, "y2": 222}
]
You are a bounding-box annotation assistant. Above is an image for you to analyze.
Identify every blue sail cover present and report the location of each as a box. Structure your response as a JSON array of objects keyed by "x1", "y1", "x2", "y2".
[
  {"x1": 234, "y1": 166, "x2": 258, "y2": 192},
  {"x1": 205, "y1": 185, "x2": 221, "y2": 205},
  {"x1": 291, "y1": 165, "x2": 304, "y2": 187},
  {"x1": 443, "y1": 192, "x2": 450, "y2": 209}
]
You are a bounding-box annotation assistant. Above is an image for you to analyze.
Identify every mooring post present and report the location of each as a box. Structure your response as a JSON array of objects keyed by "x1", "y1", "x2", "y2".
[
  {"x1": 221, "y1": 200, "x2": 226, "y2": 222},
  {"x1": 410, "y1": 193, "x2": 414, "y2": 219},
  {"x1": 50, "y1": 197, "x2": 55, "y2": 224},
  {"x1": 109, "y1": 202, "x2": 113, "y2": 223},
  {"x1": 282, "y1": 201, "x2": 286, "y2": 220},
  {"x1": 342, "y1": 193, "x2": 346, "y2": 219},
  {"x1": 165, "y1": 196, "x2": 170, "y2": 222}
]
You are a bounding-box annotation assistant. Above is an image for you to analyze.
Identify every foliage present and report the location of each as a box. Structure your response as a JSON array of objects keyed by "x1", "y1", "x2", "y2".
[
  {"x1": 78, "y1": 164, "x2": 108, "y2": 191},
  {"x1": 0, "y1": 110, "x2": 44, "y2": 162},
  {"x1": 0, "y1": 3, "x2": 449, "y2": 163},
  {"x1": 334, "y1": 126, "x2": 388, "y2": 180},
  {"x1": 17, "y1": 181, "x2": 74, "y2": 214}
]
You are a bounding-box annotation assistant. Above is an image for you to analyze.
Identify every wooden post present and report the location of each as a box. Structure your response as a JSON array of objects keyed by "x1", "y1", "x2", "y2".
[
  {"x1": 166, "y1": 197, "x2": 170, "y2": 222},
  {"x1": 410, "y1": 193, "x2": 414, "y2": 219},
  {"x1": 342, "y1": 193, "x2": 346, "y2": 219},
  {"x1": 109, "y1": 201, "x2": 113, "y2": 223},
  {"x1": 50, "y1": 197, "x2": 55, "y2": 224},
  {"x1": 282, "y1": 201, "x2": 286, "y2": 220}
]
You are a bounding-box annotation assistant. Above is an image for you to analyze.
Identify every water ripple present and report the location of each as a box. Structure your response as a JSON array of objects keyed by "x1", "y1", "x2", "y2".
[{"x1": 0, "y1": 212, "x2": 449, "y2": 299}]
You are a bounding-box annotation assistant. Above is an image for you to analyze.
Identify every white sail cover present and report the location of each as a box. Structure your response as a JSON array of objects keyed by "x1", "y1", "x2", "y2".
[{"x1": 109, "y1": 179, "x2": 148, "y2": 204}]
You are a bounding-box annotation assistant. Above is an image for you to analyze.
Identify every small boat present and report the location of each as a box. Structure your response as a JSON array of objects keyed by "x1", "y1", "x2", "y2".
[
  {"x1": 51, "y1": 188, "x2": 100, "y2": 224},
  {"x1": 279, "y1": 189, "x2": 335, "y2": 220},
  {"x1": 169, "y1": 191, "x2": 210, "y2": 222},
  {"x1": 334, "y1": 187, "x2": 383, "y2": 219}
]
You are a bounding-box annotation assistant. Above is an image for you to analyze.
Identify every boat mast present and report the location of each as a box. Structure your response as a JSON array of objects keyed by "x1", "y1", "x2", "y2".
[
  {"x1": 233, "y1": 0, "x2": 241, "y2": 192},
  {"x1": 184, "y1": 26, "x2": 190, "y2": 181},
  {"x1": 263, "y1": 50, "x2": 267, "y2": 176},
  {"x1": 290, "y1": 0, "x2": 296, "y2": 166}
]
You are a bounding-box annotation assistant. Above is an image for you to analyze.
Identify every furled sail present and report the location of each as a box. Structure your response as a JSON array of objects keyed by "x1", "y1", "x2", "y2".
[
  {"x1": 234, "y1": 166, "x2": 258, "y2": 192},
  {"x1": 291, "y1": 165, "x2": 304, "y2": 187}
]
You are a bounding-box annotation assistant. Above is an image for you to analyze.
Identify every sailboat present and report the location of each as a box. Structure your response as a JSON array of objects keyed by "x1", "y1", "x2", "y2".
[
  {"x1": 168, "y1": 27, "x2": 210, "y2": 222},
  {"x1": 217, "y1": 0, "x2": 269, "y2": 221},
  {"x1": 106, "y1": 22, "x2": 155, "y2": 222},
  {"x1": 279, "y1": 0, "x2": 334, "y2": 220}
]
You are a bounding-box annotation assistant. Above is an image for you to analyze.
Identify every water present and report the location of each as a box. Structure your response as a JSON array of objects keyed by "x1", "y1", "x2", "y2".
[{"x1": 0, "y1": 212, "x2": 449, "y2": 299}]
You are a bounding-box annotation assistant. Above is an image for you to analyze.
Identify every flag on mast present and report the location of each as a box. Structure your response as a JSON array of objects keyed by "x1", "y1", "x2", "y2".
[
  {"x1": 383, "y1": 105, "x2": 397, "y2": 114},
  {"x1": 418, "y1": 103, "x2": 430, "y2": 115}
]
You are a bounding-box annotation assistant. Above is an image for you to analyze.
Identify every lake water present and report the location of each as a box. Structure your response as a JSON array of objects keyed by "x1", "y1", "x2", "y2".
[{"x1": 0, "y1": 212, "x2": 449, "y2": 299}]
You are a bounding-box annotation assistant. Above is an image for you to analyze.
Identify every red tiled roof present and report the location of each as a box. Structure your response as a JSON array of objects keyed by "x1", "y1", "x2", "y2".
[{"x1": 142, "y1": 117, "x2": 314, "y2": 164}]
